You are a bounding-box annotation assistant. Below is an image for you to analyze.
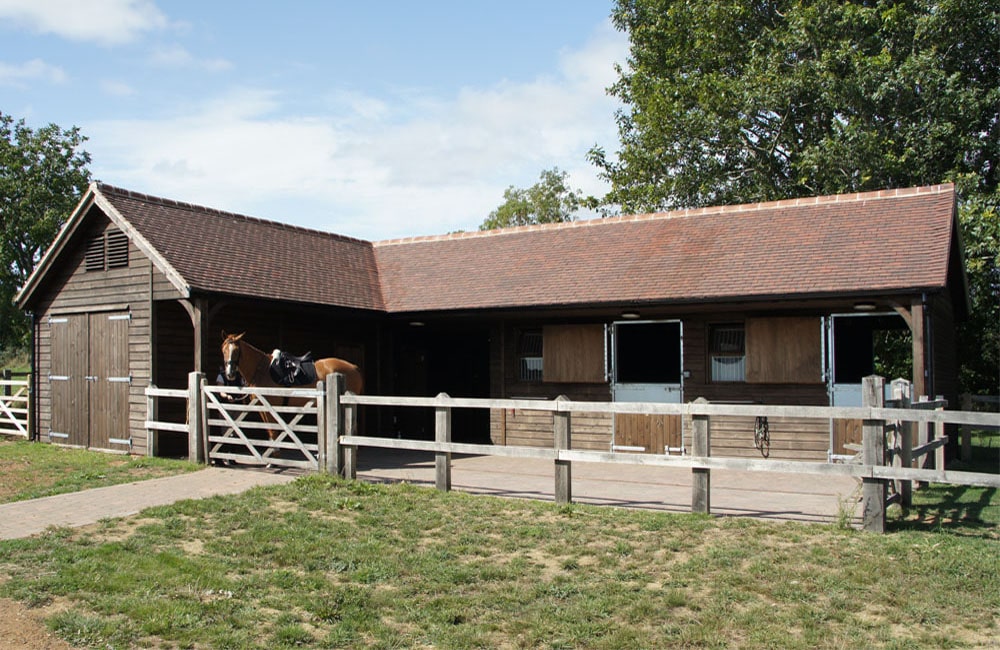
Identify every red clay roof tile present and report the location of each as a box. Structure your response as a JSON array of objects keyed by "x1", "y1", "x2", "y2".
[{"x1": 93, "y1": 182, "x2": 957, "y2": 314}]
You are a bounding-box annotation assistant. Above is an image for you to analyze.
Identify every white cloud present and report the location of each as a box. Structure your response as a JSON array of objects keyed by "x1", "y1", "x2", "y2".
[
  {"x1": 0, "y1": 58, "x2": 65, "y2": 85},
  {"x1": 0, "y1": 0, "x2": 167, "y2": 45},
  {"x1": 149, "y1": 44, "x2": 231, "y2": 71},
  {"x1": 85, "y1": 22, "x2": 628, "y2": 241},
  {"x1": 100, "y1": 79, "x2": 135, "y2": 96}
]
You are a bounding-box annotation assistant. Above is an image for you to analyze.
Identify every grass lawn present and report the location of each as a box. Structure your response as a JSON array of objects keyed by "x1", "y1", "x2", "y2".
[
  {"x1": 1, "y1": 470, "x2": 997, "y2": 649},
  {"x1": 0, "y1": 438, "x2": 198, "y2": 504}
]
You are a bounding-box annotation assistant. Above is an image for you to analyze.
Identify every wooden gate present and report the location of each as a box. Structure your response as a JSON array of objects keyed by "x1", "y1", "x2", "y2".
[
  {"x1": 204, "y1": 384, "x2": 322, "y2": 470},
  {"x1": 0, "y1": 371, "x2": 30, "y2": 437},
  {"x1": 48, "y1": 312, "x2": 131, "y2": 449}
]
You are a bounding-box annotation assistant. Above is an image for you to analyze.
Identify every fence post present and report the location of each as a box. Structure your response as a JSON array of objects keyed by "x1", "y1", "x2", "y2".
[
  {"x1": 2, "y1": 369, "x2": 9, "y2": 397},
  {"x1": 934, "y1": 398, "x2": 946, "y2": 476},
  {"x1": 960, "y1": 393, "x2": 973, "y2": 464},
  {"x1": 187, "y1": 371, "x2": 206, "y2": 464},
  {"x1": 691, "y1": 397, "x2": 710, "y2": 514},
  {"x1": 316, "y1": 379, "x2": 327, "y2": 471},
  {"x1": 891, "y1": 378, "x2": 912, "y2": 507},
  {"x1": 861, "y1": 375, "x2": 886, "y2": 533},
  {"x1": 554, "y1": 395, "x2": 571, "y2": 504},
  {"x1": 343, "y1": 391, "x2": 358, "y2": 479},
  {"x1": 435, "y1": 393, "x2": 452, "y2": 491},
  {"x1": 146, "y1": 384, "x2": 158, "y2": 457},
  {"x1": 326, "y1": 373, "x2": 345, "y2": 476},
  {"x1": 26, "y1": 371, "x2": 34, "y2": 442}
]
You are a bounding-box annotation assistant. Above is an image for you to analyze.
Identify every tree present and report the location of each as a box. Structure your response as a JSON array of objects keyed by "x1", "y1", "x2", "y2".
[
  {"x1": 480, "y1": 168, "x2": 591, "y2": 230},
  {"x1": 1, "y1": 113, "x2": 91, "y2": 353},
  {"x1": 591, "y1": 0, "x2": 998, "y2": 212},
  {"x1": 957, "y1": 195, "x2": 1000, "y2": 394},
  {"x1": 590, "y1": 0, "x2": 999, "y2": 394}
]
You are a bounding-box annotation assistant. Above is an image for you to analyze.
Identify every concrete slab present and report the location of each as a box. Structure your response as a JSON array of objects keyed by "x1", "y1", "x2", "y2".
[
  {"x1": 0, "y1": 449, "x2": 861, "y2": 542},
  {"x1": 358, "y1": 450, "x2": 862, "y2": 525}
]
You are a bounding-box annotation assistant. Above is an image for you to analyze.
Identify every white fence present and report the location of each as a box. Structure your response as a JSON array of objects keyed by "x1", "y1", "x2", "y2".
[
  {"x1": 146, "y1": 372, "x2": 1000, "y2": 533},
  {"x1": 0, "y1": 371, "x2": 30, "y2": 438}
]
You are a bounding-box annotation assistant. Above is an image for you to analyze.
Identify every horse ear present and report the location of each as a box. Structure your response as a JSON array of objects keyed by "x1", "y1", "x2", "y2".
[
  {"x1": 234, "y1": 332, "x2": 245, "y2": 341},
  {"x1": 221, "y1": 329, "x2": 228, "y2": 340}
]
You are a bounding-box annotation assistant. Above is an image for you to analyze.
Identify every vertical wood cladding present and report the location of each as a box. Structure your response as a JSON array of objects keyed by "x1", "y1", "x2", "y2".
[{"x1": 32, "y1": 209, "x2": 159, "y2": 454}]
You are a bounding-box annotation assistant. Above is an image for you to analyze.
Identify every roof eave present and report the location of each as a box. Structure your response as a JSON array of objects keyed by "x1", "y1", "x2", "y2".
[{"x1": 92, "y1": 187, "x2": 192, "y2": 299}]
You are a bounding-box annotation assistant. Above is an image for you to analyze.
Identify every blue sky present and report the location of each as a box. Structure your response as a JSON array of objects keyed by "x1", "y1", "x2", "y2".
[{"x1": 0, "y1": 0, "x2": 627, "y2": 240}]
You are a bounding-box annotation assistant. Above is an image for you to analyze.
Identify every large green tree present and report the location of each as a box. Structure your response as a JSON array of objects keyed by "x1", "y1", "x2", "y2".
[
  {"x1": 591, "y1": 0, "x2": 999, "y2": 394},
  {"x1": 480, "y1": 168, "x2": 590, "y2": 230},
  {"x1": 591, "y1": 0, "x2": 998, "y2": 210},
  {"x1": 1, "y1": 113, "x2": 91, "y2": 353}
]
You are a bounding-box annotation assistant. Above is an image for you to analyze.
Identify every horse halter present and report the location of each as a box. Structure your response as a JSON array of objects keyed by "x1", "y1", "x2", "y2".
[{"x1": 223, "y1": 339, "x2": 241, "y2": 381}]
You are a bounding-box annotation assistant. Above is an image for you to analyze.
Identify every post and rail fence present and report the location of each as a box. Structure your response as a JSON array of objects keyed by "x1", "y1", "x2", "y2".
[{"x1": 143, "y1": 372, "x2": 1000, "y2": 533}]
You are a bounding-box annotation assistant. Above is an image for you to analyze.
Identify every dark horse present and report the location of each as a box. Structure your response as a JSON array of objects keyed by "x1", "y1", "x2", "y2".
[{"x1": 220, "y1": 331, "x2": 363, "y2": 447}]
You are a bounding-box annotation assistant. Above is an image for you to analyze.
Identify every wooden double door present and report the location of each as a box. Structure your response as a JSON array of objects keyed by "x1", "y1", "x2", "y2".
[{"x1": 49, "y1": 311, "x2": 131, "y2": 449}]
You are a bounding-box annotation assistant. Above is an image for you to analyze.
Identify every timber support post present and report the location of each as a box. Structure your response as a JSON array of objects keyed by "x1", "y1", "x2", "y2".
[
  {"x1": 891, "y1": 378, "x2": 913, "y2": 508},
  {"x1": 326, "y1": 373, "x2": 345, "y2": 476},
  {"x1": 343, "y1": 393, "x2": 358, "y2": 480},
  {"x1": 435, "y1": 393, "x2": 452, "y2": 491},
  {"x1": 691, "y1": 397, "x2": 710, "y2": 514},
  {"x1": 187, "y1": 371, "x2": 206, "y2": 464},
  {"x1": 861, "y1": 375, "x2": 886, "y2": 533},
  {"x1": 554, "y1": 395, "x2": 571, "y2": 504}
]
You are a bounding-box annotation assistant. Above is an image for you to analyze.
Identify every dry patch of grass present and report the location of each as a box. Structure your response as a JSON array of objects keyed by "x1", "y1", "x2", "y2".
[{"x1": 1, "y1": 474, "x2": 996, "y2": 649}]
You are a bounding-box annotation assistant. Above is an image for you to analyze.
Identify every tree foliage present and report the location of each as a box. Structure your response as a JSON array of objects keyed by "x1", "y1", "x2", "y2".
[
  {"x1": 957, "y1": 196, "x2": 1000, "y2": 394},
  {"x1": 1, "y1": 113, "x2": 91, "y2": 352},
  {"x1": 480, "y1": 168, "x2": 590, "y2": 230},
  {"x1": 592, "y1": 0, "x2": 999, "y2": 393},
  {"x1": 592, "y1": 0, "x2": 998, "y2": 211}
]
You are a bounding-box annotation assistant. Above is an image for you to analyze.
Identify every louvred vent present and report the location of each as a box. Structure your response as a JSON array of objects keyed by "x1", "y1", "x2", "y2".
[
  {"x1": 106, "y1": 230, "x2": 129, "y2": 268},
  {"x1": 84, "y1": 229, "x2": 129, "y2": 271}
]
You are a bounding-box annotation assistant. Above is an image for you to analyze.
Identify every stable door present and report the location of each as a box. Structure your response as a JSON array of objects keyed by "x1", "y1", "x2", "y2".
[
  {"x1": 48, "y1": 312, "x2": 131, "y2": 449},
  {"x1": 611, "y1": 321, "x2": 684, "y2": 454}
]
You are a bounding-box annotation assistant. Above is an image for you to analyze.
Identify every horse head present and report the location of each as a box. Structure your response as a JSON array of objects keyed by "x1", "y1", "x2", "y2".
[{"x1": 221, "y1": 331, "x2": 246, "y2": 381}]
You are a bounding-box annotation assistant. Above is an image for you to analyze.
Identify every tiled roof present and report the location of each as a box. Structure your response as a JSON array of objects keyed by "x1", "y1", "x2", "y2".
[
  {"x1": 65, "y1": 183, "x2": 956, "y2": 315},
  {"x1": 373, "y1": 184, "x2": 957, "y2": 312},
  {"x1": 97, "y1": 184, "x2": 384, "y2": 311}
]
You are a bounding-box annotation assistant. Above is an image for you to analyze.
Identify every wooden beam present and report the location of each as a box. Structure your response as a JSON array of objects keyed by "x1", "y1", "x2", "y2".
[
  {"x1": 861, "y1": 376, "x2": 886, "y2": 533},
  {"x1": 691, "y1": 397, "x2": 710, "y2": 514},
  {"x1": 435, "y1": 393, "x2": 452, "y2": 491},
  {"x1": 554, "y1": 395, "x2": 571, "y2": 504},
  {"x1": 178, "y1": 297, "x2": 209, "y2": 373},
  {"x1": 910, "y1": 298, "x2": 926, "y2": 398}
]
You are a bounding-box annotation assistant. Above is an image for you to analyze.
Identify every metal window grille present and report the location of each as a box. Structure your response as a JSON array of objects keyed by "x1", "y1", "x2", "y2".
[
  {"x1": 518, "y1": 330, "x2": 543, "y2": 382},
  {"x1": 710, "y1": 325, "x2": 746, "y2": 382}
]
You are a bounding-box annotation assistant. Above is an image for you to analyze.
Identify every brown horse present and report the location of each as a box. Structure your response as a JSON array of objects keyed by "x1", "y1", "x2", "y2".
[
  {"x1": 220, "y1": 331, "x2": 363, "y2": 455},
  {"x1": 221, "y1": 331, "x2": 363, "y2": 394}
]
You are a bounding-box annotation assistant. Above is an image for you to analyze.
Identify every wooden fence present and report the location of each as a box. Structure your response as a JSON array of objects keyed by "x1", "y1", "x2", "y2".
[
  {"x1": 0, "y1": 370, "x2": 30, "y2": 438},
  {"x1": 147, "y1": 372, "x2": 1000, "y2": 533}
]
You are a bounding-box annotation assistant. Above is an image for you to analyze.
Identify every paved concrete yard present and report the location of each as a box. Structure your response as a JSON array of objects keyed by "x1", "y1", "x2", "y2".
[{"x1": 0, "y1": 450, "x2": 861, "y2": 541}]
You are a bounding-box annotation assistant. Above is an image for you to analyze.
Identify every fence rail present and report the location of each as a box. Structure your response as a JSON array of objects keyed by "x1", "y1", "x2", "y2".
[
  {"x1": 149, "y1": 372, "x2": 1000, "y2": 533},
  {"x1": 0, "y1": 370, "x2": 30, "y2": 438}
]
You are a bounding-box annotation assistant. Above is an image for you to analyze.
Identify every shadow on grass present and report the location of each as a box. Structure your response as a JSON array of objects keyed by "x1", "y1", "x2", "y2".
[{"x1": 888, "y1": 441, "x2": 999, "y2": 538}]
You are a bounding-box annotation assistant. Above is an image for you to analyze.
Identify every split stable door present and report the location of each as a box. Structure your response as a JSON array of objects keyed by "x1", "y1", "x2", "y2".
[
  {"x1": 48, "y1": 311, "x2": 131, "y2": 450},
  {"x1": 610, "y1": 321, "x2": 684, "y2": 454}
]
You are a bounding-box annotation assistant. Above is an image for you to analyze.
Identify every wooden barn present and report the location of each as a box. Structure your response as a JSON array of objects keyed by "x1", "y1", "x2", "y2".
[{"x1": 16, "y1": 182, "x2": 967, "y2": 461}]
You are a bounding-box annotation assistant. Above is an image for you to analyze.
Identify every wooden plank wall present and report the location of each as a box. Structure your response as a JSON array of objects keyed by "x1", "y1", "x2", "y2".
[{"x1": 32, "y1": 207, "x2": 163, "y2": 454}]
